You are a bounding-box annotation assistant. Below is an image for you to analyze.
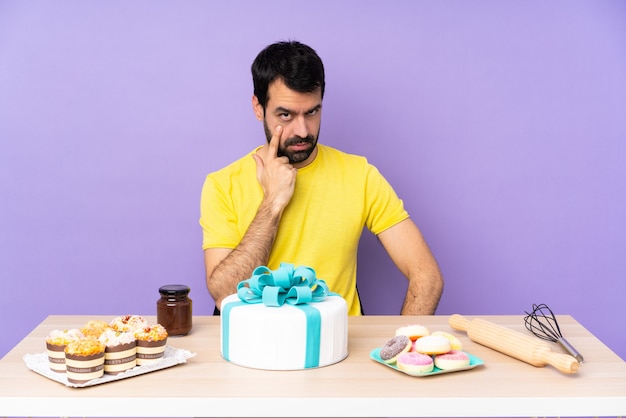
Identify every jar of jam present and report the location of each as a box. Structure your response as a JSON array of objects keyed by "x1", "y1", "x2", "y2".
[{"x1": 157, "y1": 284, "x2": 192, "y2": 336}]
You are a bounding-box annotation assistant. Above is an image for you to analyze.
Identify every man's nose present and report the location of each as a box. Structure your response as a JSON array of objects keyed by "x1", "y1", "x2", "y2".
[{"x1": 292, "y1": 115, "x2": 309, "y2": 138}]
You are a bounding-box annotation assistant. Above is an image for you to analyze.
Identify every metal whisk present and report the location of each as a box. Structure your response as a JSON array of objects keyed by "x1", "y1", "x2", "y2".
[{"x1": 524, "y1": 303, "x2": 584, "y2": 363}]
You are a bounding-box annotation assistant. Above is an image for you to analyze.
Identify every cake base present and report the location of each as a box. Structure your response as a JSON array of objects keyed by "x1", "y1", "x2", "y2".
[{"x1": 220, "y1": 293, "x2": 348, "y2": 370}]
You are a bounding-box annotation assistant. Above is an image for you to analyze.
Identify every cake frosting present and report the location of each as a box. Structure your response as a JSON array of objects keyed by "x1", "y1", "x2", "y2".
[
  {"x1": 109, "y1": 315, "x2": 148, "y2": 333},
  {"x1": 46, "y1": 329, "x2": 84, "y2": 346},
  {"x1": 81, "y1": 320, "x2": 110, "y2": 338},
  {"x1": 220, "y1": 263, "x2": 348, "y2": 370}
]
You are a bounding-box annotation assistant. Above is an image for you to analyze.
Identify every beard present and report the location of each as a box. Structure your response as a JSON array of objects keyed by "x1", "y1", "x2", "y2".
[{"x1": 263, "y1": 119, "x2": 319, "y2": 164}]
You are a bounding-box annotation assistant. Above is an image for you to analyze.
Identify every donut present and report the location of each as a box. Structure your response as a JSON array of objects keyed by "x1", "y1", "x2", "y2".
[
  {"x1": 431, "y1": 331, "x2": 463, "y2": 350},
  {"x1": 395, "y1": 324, "x2": 430, "y2": 341},
  {"x1": 413, "y1": 335, "x2": 451, "y2": 355},
  {"x1": 434, "y1": 350, "x2": 470, "y2": 370},
  {"x1": 396, "y1": 352, "x2": 434, "y2": 375},
  {"x1": 380, "y1": 335, "x2": 411, "y2": 364}
]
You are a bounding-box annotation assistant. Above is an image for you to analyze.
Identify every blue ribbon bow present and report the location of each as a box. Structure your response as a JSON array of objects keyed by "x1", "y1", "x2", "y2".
[{"x1": 237, "y1": 262, "x2": 330, "y2": 307}]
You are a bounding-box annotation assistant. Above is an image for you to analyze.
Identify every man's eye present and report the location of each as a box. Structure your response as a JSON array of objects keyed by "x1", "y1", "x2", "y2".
[
  {"x1": 279, "y1": 113, "x2": 291, "y2": 120},
  {"x1": 307, "y1": 109, "x2": 318, "y2": 116}
]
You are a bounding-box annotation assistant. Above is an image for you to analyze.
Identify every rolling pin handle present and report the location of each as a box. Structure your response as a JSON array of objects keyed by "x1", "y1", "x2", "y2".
[
  {"x1": 540, "y1": 348, "x2": 580, "y2": 374},
  {"x1": 448, "y1": 314, "x2": 470, "y2": 331}
]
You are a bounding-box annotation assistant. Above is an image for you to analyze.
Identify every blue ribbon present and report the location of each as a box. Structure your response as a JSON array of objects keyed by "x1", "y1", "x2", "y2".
[
  {"x1": 236, "y1": 262, "x2": 330, "y2": 307},
  {"x1": 223, "y1": 263, "x2": 331, "y2": 368}
]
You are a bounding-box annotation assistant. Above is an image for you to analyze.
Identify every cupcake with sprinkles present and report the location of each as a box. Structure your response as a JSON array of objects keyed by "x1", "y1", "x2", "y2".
[
  {"x1": 45, "y1": 329, "x2": 84, "y2": 373},
  {"x1": 99, "y1": 329, "x2": 137, "y2": 375},
  {"x1": 134, "y1": 324, "x2": 168, "y2": 365}
]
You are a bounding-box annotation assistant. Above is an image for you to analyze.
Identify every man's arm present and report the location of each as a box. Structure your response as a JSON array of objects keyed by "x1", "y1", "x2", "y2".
[
  {"x1": 377, "y1": 218, "x2": 444, "y2": 315},
  {"x1": 204, "y1": 200, "x2": 280, "y2": 309},
  {"x1": 204, "y1": 125, "x2": 295, "y2": 309}
]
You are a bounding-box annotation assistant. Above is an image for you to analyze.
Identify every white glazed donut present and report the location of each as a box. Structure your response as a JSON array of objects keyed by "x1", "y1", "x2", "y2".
[
  {"x1": 396, "y1": 352, "x2": 434, "y2": 375},
  {"x1": 431, "y1": 331, "x2": 463, "y2": 350},
  {"x1": 434, "y1": 350, "x2": 471, "y2": 370},
  {"x1": 413, "y1": 335, "x2": 451, "y2": 355}
]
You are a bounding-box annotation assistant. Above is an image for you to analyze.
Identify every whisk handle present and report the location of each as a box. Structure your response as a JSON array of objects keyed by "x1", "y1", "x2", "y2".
[{"x1": 557, "y1": 337, "x2": 584, "y2": 363}]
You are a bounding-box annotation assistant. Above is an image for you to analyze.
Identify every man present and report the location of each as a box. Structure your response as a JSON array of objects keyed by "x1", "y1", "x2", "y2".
[{"x1": 200, "y1": 41, "x2": 443, "y2": 316}]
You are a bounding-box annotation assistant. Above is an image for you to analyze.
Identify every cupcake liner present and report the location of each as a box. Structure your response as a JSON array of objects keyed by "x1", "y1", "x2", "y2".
[
  {"x1": 136, "y1": 338, "x2": 167, "y2": 365},
  {"x1": 104, "y1": 341, "x2": 137, "y2": 374},
  {"x1": 46, "y1": 342, "x2": 66, "y2": 373},
  {"x1": 65, "y1": 352, "x2": 105, "y2": 384}
]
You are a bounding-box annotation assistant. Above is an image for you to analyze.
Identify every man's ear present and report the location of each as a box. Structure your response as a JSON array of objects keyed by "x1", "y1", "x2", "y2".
[{"x1": 252, "y1": 95, "x2": 264, "y2": 121}]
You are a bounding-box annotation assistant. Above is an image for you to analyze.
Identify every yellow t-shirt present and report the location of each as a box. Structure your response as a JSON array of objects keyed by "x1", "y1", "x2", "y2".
[{"x1": 200, "y1": 144, "x2": 409, "y2": 315}]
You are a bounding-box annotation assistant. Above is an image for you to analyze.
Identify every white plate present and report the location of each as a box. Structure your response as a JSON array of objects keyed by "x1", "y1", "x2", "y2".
[{"x1": 23, "y1": 346, "x2": 196, "y2": 388}]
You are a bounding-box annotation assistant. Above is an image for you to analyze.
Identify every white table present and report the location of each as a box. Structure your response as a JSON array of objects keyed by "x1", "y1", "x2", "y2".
[{"x1": 1, "y1": 314, "x2": 625, "y2": 417}]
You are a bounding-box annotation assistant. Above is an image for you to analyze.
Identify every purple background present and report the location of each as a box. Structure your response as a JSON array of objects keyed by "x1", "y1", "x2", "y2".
[{"x1": 1, "y1": 1, "x2": 625, "y2": 361}]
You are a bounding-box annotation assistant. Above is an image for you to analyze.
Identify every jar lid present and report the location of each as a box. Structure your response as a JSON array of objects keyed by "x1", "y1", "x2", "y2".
[{"x1": 159, "y1": 284, "x2": 190, "y2": 296}]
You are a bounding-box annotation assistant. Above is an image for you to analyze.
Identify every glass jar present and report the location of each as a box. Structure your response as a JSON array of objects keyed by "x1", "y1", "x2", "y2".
[{"x1": 157, "y1": 284, "x2": 192, "y2": 336}]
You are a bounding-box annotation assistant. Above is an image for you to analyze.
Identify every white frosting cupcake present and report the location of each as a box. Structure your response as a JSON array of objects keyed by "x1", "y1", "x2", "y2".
[
  {"x1": 109, "y1": 315, "x2": 148, "y2": 333},
  {"x1": 99, "y1": 329, "x2": 137, "y2": 374}
]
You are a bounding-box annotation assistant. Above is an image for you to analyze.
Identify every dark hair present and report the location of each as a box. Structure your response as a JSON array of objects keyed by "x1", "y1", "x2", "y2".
[{"x1": 252, "y1": 41, "x2": 325, "y2": 110}]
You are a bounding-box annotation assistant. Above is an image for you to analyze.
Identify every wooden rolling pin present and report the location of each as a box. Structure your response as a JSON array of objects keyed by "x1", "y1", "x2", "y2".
[{"x1": 449, "y1": 314, "x2": 579, "y2": 374}]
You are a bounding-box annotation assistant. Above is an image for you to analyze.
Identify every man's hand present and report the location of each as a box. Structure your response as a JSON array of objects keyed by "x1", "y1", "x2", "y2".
[{"x1": 252, "y1": 125, "x2": 297, "y2": 214}]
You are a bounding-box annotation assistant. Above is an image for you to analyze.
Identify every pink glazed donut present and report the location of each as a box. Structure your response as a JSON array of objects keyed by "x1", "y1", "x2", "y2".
[
  {"x1": 434, "y1": 350, "x2": 471, "y2": 370},
  {"x1": 396, "y1": 352, "x2": 434, "y2": 375}
]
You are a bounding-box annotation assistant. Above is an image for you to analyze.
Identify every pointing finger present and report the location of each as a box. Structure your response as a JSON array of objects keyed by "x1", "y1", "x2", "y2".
[{"x1": 268, "y1": 125, "x2": 282, "y2": 158}]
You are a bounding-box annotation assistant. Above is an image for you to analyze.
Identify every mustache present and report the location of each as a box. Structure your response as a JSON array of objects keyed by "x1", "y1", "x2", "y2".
[{"x1": 283, "y1": 135, "x2": 315, "y2": 146}]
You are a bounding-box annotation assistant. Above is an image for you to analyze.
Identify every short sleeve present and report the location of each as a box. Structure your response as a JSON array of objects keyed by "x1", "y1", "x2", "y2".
[
  {"x1": 199, "y1": 174, "x2": 241, "y2": 250},
  {"x1": 363, "y1": 164, "x2": 409, "y2": 235}
]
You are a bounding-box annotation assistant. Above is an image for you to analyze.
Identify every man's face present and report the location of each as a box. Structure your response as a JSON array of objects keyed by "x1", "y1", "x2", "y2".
[{"x1": 254, "y1": 78, "x2": 322, "y2": 167}]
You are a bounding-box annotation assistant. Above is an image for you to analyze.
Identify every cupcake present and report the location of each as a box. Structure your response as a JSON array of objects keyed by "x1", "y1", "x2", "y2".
[
  {"x1": 45, "y1": 329, "x2": 84, "y2": 373},
  {"x1": 81, "y1": 320, "x2": 110, "y2": 338},
  {"x1": 134, "y1": 324, "x2": 168, "y2": 365},
  {"x1": 64, "y1": 338, "x2": 105, "y2": 384},
  {"x1": 99, "y1": 329, "x2": 137, "y2": 375},
  {"x1": 110, "y1": 315, "x2": 148, "y2": 333}
]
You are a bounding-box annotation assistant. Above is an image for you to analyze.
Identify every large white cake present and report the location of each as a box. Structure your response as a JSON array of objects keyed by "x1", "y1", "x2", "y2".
[{"x1": 220, "y1": 292, "x2": 348, "y2": 370}]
